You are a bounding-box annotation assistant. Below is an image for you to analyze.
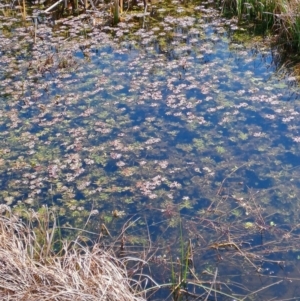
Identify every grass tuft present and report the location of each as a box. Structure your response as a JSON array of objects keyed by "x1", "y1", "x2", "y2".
[{"x1": 0, "y1": 204, "x2": 146, "y2": 301}]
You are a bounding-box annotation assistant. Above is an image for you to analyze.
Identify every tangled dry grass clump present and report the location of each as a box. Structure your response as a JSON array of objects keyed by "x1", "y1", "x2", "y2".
[{"x1": 0, "y1": 205, "x2": 146, "y2": 301}]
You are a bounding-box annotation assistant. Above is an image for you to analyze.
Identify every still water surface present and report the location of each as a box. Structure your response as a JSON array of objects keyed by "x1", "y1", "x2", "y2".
[{"x1": 1, "y1": 2, "x2": 300, "y2": 299}]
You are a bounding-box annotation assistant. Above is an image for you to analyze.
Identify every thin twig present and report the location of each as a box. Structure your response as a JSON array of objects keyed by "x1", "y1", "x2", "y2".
[
  {"x1": 204, "y1": 267, "x2": 218, "y2": 301},
  {"x1": 241, "y1": 280, "x2": 283, "y2": 300},
  {"x1": 217, "y1": 162, "x2": 248, "y2": 195}
]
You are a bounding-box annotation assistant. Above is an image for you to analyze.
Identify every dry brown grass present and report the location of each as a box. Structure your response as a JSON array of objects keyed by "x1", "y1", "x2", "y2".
[{"x1": 0, "y1": 205, "x2": 146, "y2": 301}]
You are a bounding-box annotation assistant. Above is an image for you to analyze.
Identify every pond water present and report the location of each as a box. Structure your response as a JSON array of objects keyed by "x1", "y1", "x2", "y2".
[{"x1": 2, "y1": 1, "x2": 300, "y2": 299}]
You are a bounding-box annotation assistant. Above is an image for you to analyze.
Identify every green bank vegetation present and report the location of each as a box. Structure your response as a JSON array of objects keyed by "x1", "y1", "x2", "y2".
[
  {"x1": 221, "y1": 0, "x2": 300, "y2": 50},
  {"x1": 1, "y1": 0, "x2": 300, "y2": 50}
]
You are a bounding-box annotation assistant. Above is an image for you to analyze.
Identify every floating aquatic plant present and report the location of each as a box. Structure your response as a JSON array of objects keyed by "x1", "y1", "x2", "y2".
[{"x1": 1, "y1": 1, "x2": 300, "y2": 299}]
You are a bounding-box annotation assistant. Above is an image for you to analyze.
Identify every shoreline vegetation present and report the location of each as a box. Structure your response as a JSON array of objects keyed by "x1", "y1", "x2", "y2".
[
  {"x1": 2, "y1": 0, "x2": 300, "y2": 52},
  {"x1": 0, "y1": 204, "x2": 286, "y2": 301},
  {"x1": 0, "y1": 205, "x2": 147, "y2": 301},
  {"x1": 220, "y1": 0, "x2": 300, "y2": 51}
]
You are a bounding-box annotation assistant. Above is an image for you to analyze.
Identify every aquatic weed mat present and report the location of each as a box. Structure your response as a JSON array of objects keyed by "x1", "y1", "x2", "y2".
[{"x1": 2, "y1": 1, "x2": 300, "y2": 299}]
